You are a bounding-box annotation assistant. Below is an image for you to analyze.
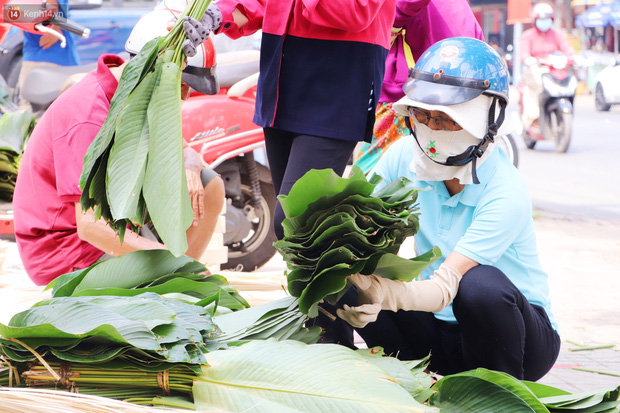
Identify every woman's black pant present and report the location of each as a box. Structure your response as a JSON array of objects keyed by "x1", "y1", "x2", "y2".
[
  {"x1": 340, "y1": 265, "x2": 561, "y2": 381},
  {"x1": 263, "y1": 127, "x2": 358, "y2": 240}
]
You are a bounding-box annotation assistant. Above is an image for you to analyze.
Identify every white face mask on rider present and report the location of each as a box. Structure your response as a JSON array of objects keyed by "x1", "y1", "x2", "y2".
[
  {"x1": 535, "y1": 18, "x2": 553, "y2": 32},
  {"x1": 409, "y1": 119, "x2": 495, "y2": 185}
]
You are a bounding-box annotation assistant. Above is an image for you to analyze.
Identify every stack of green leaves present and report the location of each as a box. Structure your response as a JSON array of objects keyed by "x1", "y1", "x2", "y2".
[
  {"x1": 19, "y1": 360, "x2": 198, "y2": 402},
  {"x1": 429, "y1": 368, "x2": 620, "y2": 412},
  {"x1": 0, "y1": 111, "x2": 36, "y2": 201},
  {"x1": 0, "y1": 250, "x2": 248, "y2": 367},
  {"x1": 79, "y1": 0, "x2": 211, "y2": 256},
  {"x1": 0, "y1": 292, "x2": 221, "y2": 367},
  {"x1": 274, "y1": 166, "x2": 441, "y2": 316},
  {"x1": 213, "y1": 296, "x2": 321, "y2": 345},
  {"x1": 1, "y1": 341, "x2": 440, "y2": 412},
  {"x1": 46, "y1": 249, "x2": 249, "y2": 312}
]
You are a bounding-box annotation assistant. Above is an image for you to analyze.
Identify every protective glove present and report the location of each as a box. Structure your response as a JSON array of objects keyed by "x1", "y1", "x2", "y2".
[
  {"x1": 336, "y1": 263, "x2": 463, "y2": 328},
  {"x1": 182, "y1": 4, "x2": 223, "y2": 57}
]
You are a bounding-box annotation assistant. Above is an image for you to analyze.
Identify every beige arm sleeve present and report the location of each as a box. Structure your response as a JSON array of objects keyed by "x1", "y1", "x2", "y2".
[{"x1": 380, "y1": 263, "x2": 463, "y2": 313}]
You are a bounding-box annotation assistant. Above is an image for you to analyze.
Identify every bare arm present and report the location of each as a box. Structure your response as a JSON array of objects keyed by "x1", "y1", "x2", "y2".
[
  {"x1": 75, "y1": 203, "x2": 166, "y2": 256},
  {"x1": 444, "y1": 250, "x2": 478, "y2": 277},
  {"x1": 232, "y1": 8, "x2": 249, "y2": 29},
  {"x1": 182, "y1": 142, "x2": 206, "y2": 226},
  {"x1": 214, "y1": 0, "x2": 261, "y2": 38}
]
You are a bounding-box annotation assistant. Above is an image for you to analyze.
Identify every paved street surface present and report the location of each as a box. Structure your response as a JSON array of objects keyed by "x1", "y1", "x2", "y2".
[
  {"x1": 504, "y1": 91, "x2": 620, "y2": 393},
  {"x1": 0, "y1": 94, "x2": 619, "y2": 397}
]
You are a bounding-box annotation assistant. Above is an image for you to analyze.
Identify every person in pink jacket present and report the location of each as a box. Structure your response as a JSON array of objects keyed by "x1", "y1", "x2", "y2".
[
  {"x1": 354, "y1": 0, "x2": 484, "y2": 174},
  {"x1": 355, "y1": 0, "x2": 484, "y2": 173},
  {"x1": 183, "y1": 0, "x2": 397, "y2": 348}
]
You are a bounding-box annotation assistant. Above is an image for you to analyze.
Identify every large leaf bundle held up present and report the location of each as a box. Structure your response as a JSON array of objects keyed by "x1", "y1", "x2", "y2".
[
  {"x1": 274, "y1": 166, "x2": 441, "y2": 316},
  {"x1": 79, "y1": 0, "x2": 211, "y2": 256},
  {"x1": 0, "y1": 111, "x2": 36, "y2": 201}
]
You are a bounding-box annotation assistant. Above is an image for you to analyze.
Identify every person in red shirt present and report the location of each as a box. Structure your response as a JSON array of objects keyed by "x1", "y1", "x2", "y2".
[
  {"x1": 13, "y1": 6, "x2": 224, "y2": 286},
  {"x1": 519, "y1": 2, "x2": 575, "y2": 130}
]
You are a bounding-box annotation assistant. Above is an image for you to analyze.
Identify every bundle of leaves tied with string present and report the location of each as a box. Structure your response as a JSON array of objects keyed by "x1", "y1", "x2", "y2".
[
  {"x1": 79, "y1": 0, "x2": 212, "y2": 257},
  {"x1": 274, "y1": 166, "x2": 442, "y2": 317}
]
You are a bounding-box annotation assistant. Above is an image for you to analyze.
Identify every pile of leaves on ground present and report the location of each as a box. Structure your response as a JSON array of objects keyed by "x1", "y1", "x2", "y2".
[
  {"x1": 0, "y1": 111, "x2": 36, "y2": 202},
  {"x1": 79, "y1": 0, "x2": 211, "y2": 256},
  {"x1": 274, "y1": 166, "x2": 441, "y2": 317},
  {"x1": 0, "y1": 250, "x2": 618, "y2": 412},
  {"x1": 0, "y1": 250, "x2": 433, "y2": 411}
]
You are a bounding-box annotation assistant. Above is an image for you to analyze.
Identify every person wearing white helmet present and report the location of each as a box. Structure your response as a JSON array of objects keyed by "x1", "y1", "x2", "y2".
[
  {"x1": 13, "y1": 3, "x2": 224, "y2": 286},
  {"x1": 336, "y1": 38, "x2": 560, "y2": 382},
  {"x1": 520, "y1": 2, "x2": 575, "y2": 130}
]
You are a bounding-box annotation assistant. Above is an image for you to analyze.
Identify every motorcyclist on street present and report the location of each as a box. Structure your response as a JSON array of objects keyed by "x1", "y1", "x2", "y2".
[{"x1": 520, "y1": 2, "x2": 575, "y2": 132}]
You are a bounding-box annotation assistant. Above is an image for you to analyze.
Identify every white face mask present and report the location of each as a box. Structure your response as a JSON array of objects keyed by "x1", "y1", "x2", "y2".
[
  {"x1": 409, "y1": 119, "x2": 495, "y2": 185},
  {"x1": 535, "y1": 18, "x2": 553, "y2": 32}
]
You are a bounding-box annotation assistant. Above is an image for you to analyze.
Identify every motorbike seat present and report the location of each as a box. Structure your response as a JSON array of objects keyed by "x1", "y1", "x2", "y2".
[
  {"x1": 21, "y1": 62, "x2": 97, "y2": 106},
  {"x1": 217, "y1": 50, "x2": 260, "y2": 88}
]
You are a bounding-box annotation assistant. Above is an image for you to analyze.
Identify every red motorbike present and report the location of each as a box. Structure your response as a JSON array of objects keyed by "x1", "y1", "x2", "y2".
[{"x1": 0, "y1": 0, "x2": 277, "y2": 271}]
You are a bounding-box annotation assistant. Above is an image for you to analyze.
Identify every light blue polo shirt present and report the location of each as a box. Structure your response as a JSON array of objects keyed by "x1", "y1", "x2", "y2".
[{"x1": 371, "y1": 135, "x2": 557, "y2": 330}]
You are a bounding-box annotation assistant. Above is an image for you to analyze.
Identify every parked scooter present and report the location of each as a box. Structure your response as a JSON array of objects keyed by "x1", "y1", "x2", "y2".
[
  {"x1": 0, "y1": 1, "x2": 277, "y2": 271},
  {"x1": 519, "y1": 52, "x2": 577, "y2": 153}
]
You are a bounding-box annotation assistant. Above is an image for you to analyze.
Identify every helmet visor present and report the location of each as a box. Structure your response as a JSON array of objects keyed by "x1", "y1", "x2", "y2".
[
  {"x1": 182, "y1": 65, "x2": 219, "y2": 95},
  {"x1": 403, "y1": 69, "x2": 490, "y2": 106}
]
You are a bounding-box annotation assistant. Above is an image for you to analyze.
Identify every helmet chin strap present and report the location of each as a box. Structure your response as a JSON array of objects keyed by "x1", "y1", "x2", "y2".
[{"x1": 405, "y1": 96, "x2": 506, "y2": 185}]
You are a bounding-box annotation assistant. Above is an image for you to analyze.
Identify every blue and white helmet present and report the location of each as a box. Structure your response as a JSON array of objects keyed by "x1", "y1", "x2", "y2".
[
  {"x1": 393, "y1": 37, "x2": 511, "y2": 140},
  {"x1": 392, "y1": 37, "x2": 512, "y2": 184}
]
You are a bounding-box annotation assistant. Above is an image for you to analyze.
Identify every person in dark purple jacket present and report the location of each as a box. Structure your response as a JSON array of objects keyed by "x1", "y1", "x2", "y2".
[
  {"x1": 184, "y1": 0, "x2": 396, "y2": 238},
  {"x1": 355, "y1": 0, "x2": 484, "y2": 173}
]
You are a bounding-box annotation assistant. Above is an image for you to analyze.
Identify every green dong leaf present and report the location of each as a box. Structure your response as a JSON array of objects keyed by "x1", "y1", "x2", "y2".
[
  {"x1": 106, "y1": 69, "x2": 159, "y2": 222},
  {"x1": 143, "y1": 61, "x2": 192, "y2": 256}
]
